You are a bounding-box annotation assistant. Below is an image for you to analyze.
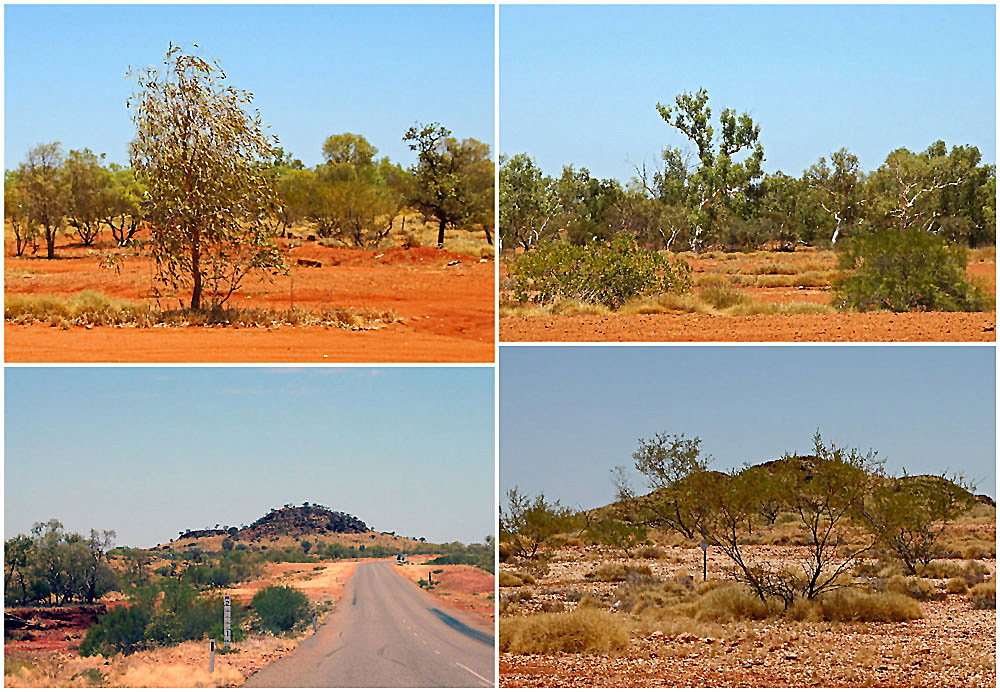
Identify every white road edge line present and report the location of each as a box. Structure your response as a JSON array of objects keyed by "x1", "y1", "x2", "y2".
[{"x1": 454, "y1": 662, "x2": 492, "y2": 687}]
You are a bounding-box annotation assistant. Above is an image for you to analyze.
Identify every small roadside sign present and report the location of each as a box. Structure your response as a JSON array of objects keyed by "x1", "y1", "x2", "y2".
[{"x1": 223, "y1": 595, "x2": 231, "y2": 648}]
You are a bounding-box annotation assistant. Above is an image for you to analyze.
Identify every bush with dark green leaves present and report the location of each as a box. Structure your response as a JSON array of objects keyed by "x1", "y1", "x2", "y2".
[
  {"x1": 835, "y1": 227, "x2": 991, "y2": 312},
  {"x1": 251, "y1": 585, "x2": 310, "y2": 634},
  {"x1": 79, "y1": 604, "x2": 151, "y2": 656},
  {"x1": 509, "y1": 233, "x2": 692, "y2": 308}
]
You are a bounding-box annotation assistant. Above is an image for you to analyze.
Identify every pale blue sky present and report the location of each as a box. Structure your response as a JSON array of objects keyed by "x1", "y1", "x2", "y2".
[
  {"x1": 501, "y1": 346, "x2": 996, "y2": 511},
  {"x1": 5, "y1": 368, "x2": 494, "y2": 547},
  {"x1": 501, "y1": 4, "x2": 996, "y2": 180},
  {"x1": 5, "y1": 4, "x2": 493, "y2": 169}
]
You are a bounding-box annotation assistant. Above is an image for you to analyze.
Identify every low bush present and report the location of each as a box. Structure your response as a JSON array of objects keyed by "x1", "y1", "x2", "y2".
[
  {"x1": 834, "y1": 227, "x2": 991, "y2": 312},
  {"x1": 509, "y1": 234, "x2": 693, "y2": 309},
  {"x1": 585, "y1": 562, "x2": 652, "y2": 582},
  {"x1": 79, "y1": 605, "x2": 152, "y2": 657},
  {"x1": 499, "y1": 609, "x2": 632, "y2": 654},
  {"x1": 967, "y1": 580, "x2": 996, "y2": 610},
  {"x1": 251, "y1": 585, "x2": 310, "y2": 634}
]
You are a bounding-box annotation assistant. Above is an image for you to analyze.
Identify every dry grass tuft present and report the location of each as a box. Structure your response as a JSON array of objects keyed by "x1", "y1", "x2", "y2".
[
  {"x1": 499, "y1": 570, "x2": 537, "y2": 588},
  {"x1": 499, "y1": 609, "x2": 632, "y2": 654},
  {"x1": 585, "y1": 562, "x2": 653, "y2": 582},
  {"x1": 968, "y1": 579, "x2": 996, "y2": 609},
  {"x1": 787, "y1": 589, "x2": 923, "y2": 622},
  {"x1": 946, "y1": 577, "x2": 968, "y2": 594},
  {"x1": 5, "y1": 292, "x2": 398, "y2": 330},
  {"x1": 886, "y1": 574, "x2": 944, "y2": 601}
]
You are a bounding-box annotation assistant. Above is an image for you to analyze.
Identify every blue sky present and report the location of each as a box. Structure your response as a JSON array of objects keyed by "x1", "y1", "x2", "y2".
[
  {"x1": 4, "y1": 4, "x2": 493, "y2": 169},
  {"x1": 501, "y1": 4, "x2": 996, "y2": 180},
  {"x1": 5, "y1": 368, "x2": 494, "y2": 547},
  {"x1": 501, "y1": 346, "x2": 996, "y2": 511}
]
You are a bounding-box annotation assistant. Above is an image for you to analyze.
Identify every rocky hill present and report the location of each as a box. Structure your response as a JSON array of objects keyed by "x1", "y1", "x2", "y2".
[{"x1": 163, "y1": 504, "x2": 423, "y2": 552}]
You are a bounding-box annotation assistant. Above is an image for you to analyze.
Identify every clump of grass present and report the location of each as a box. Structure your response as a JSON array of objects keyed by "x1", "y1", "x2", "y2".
[
  {"x1": 5, "y1": 292, "x2": 398, "y2": 330},
  {"x1": 919, "y1": 559, "x2": 991, "y2": 585},
  {"x1": 499, "y1": 570, "x2": 536, "y2": 588},
  {"x1": 885, "y1": 575, "x2": 944, "y2": 601},
  {"x1": 499, "y1": 609, "x2": 632, "y2": 654},
  {"x1": 734, "y1": 270, "x2": 838, "y2": 288},
  {"x1": 634, "y1": 545, "x2": 666, "y2": 560},
  {"x1": 585, "y1": 562, "x2": 652, "y2": 582},
  {"x1": 619, "y1": 293, "x2": 712, "y2": 315},
  {"x1": 679, "y1": 583, "x2": 779, "y2": 622},
  {"x1": 967, "y1": 580, "x2": 996, "y2": 609},
  {"x1": 946, "y1": 577, "x2": 968, "y2": 594},
  {"x1": 614, "y1": 574, "x2": 695, "y2": 614},
  {"x1": 934, "y1": 538, "x2": 997, "y2": 560},
  {"x1": 787, "y1": 589, "x2": 923, "y2": 622}
]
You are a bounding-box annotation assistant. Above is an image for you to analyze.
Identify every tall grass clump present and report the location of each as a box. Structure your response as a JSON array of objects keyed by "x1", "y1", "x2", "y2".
[
  {"x1": 509, "y1": 233, "x2": 692, "y2": 309},
  {"x1": 499, "y1": 609, "x2": 631, "y2": 654},
  {"x1": 967, "y1": 580, "x2": 996, "y2": 609}
]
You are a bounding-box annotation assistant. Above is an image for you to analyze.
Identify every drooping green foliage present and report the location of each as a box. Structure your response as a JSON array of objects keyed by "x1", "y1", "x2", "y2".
[
  {"x1": 500, "y1": 488, "x2": 580, "y2": 559},
  {"x1": 128, "y1": 43, "x2": 285, "y2": 310}
]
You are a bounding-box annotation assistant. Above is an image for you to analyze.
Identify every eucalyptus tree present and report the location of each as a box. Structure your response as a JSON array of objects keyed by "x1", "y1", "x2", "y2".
[
  {"x1": 103, "y1": 165, "x2": 147, "y2": 247},
  {"x1": 499, "y1": 153, "x2": 560, "y2": 250},
  {"x1": 17, "y1": 142, "x2": 70, "y2": 259},
  {"x1": 65, "y1": 148, "x2": 114, "y2": 246},
  {"x1": 4, "y1": 170, "x2": 36, "y2": 256},
  {"x1": 655, "y1": 89, "x2": 765, "y2": 251},
  {"x1": 803, "y1": 149, "x2": 865, "y2": 244},
  {"x1": 403, "y1": 122, "x2": 492, "y2": 247},
  {"x1": 128, "y1": 43, "x2": 284, "y2": 310}
]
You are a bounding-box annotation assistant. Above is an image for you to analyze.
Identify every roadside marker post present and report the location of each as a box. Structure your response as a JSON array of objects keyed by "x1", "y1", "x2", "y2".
[
  {"x1": 223, "y1": 595, "x2": 232, "y2": 649},
  {"x1": 699, "y1": 541, "x2": 708, "y2": 581},
  {"x1": 209, "y1": 640, "x2": 215, "y2": 673},
  {"x1": 312, "y1": 610, "x2": 318, "y2": 633}
]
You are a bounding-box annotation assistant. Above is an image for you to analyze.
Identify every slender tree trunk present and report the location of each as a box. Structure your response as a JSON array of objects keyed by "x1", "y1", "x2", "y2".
[
  {"x1": 483, "y1": 226, "x2": 493, "y2": 245},
  {"x1": 46, "y1": 228, "x2": 56, "y2": 259},
  {"x1": 437, "y1": 218, "x2": 446, "y2": 248},
  {"x1": 191, "y1": 229, "x2": 202, "y2": 310}
]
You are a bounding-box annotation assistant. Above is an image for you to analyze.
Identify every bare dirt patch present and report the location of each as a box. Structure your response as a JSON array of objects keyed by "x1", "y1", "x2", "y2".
[
  {"x1": 5, "y1": 230, "x2": 494, "y2": 362},
  {"x1": 500, "y1": 249, "x2": 996, "y2": 342},
  {"x1": 393, "y1": 563, "x2": 496, "y2": 622}
]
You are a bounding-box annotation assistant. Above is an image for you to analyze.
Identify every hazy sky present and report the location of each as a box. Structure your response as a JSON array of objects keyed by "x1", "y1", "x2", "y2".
[
  {"x1": 4, "y1": 4, "x2": 493, "y2": 169},
  {"x1": 501, "y1": 4, "x2": 996, "y2": 180},
  {"x1": 500, "y1": 346, "x2": 996, "y2": 511},
  {"x1": 6, "y1": 368, "x2": 494, "y2": 547}
]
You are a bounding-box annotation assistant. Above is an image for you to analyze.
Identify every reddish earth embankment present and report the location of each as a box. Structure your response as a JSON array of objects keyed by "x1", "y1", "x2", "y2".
[{"x1": 394, "y1": 563, "x2": 496, "y2": 622}]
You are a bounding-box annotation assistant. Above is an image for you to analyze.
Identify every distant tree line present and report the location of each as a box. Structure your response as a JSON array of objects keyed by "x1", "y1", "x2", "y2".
[
  {"x1": 5, "y1": 520, "x2": 117, "y2": 606},
  {"x1": 500, "y1": 89, "x2": 995, "y2": 254}
]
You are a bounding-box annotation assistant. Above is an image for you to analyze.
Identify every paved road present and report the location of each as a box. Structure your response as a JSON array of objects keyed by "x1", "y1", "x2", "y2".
[{"x1": 244, "y1": 561, "x2": 494, "y2": 688}]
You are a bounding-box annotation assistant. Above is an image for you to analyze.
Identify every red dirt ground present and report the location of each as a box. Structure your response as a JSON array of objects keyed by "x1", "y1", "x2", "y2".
[
  {"x1": 500, "y1": 253, "x2": 996, "y2": 343},
  {"x1": 393, "y1": 563, "x2": 496, "y2": 622},
  {"x1": 5, "y1": 237, "x2": 494, "y2": 362}
]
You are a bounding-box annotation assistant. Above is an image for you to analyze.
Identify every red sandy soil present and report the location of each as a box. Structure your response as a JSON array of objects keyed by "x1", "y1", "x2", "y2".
[
  {"x1": 500, "y1": 252, "x2": 996, "y2": 342},
  {"x1": 5, "y1": 604, "x2": 125, "y2": 654},
  {"x1": 393, "y1": 563, "x2": 496, "y2": 622},
  {"x1": 5, "y1": 237, "x2": 494, "y2": 362}
]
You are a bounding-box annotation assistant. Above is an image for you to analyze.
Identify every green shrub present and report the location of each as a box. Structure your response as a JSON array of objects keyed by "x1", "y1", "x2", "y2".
[
  {"x1": 251, "y1": 585, "x2": 310, "y2": 634},
  {"x1": 509, "y1": 234, "x2": 692, "y2": 309},
  {"x1": 79, "y1": 604, "x2": 152, "y2": 656},
  {"x1": 499, "y1": 609, "x2": 631, "y2": 654},
  {"x1": 834, "y1": 227, "x2": 991, "y2": 312}
]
